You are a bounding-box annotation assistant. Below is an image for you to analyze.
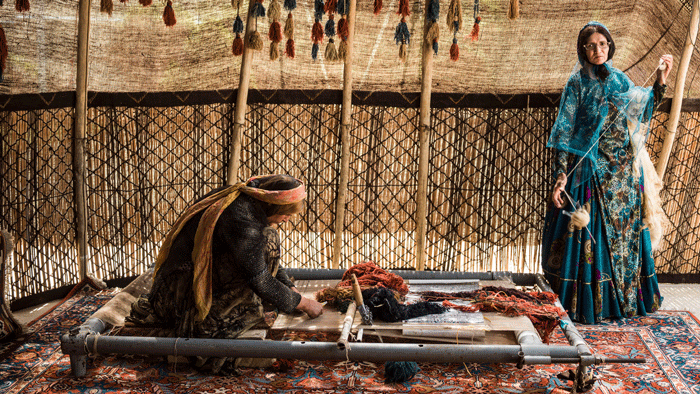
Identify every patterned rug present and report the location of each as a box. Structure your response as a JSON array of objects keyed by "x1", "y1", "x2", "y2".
[{"x1": 1, "y1": 282, "x2": 699, "y2": 394}]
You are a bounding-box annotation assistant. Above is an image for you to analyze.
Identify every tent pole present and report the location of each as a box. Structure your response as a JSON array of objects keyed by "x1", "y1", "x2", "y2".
[
  {"x1": 416, "y1": 5, "x2": 434, "y2": 271},
  {"x1": 226, "y1": 0, "x2": 259, "y2": 185},
  {"x1": 74, "y1": 0, "x2": 91, "y2": 280},
  {"x1": 656, "y1": 0, "x2": 700, "y2": 179},
  {"x1": 332, "y1": 0, "x2": 357, "y2": 269}
]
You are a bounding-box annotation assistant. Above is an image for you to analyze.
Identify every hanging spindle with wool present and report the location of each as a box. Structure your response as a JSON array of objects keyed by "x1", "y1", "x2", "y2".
[
  {"x1": 311, "y1": 0, "x2": 325, "y2": 60},
  {"x1": 446, "y1": 0, "x2": 461, "y2": 61},
  {"x1": 163, "y1": 1, "x2": 176, "y2": 27},
  {"x1": 393, "y1": 0, "x2": 411, "y2": 62},
  {"x1": 336, "y1": 0, "x2": 350, "y2": 60},
  {"x1": 246, "y1": 0, "x2": 266, "y2": 51},
  {"x1": 268, "y1": 0, "x2": 283, "y2": 60},
  {"x1": 283, "y1": 0, "x2": 297, "y2": 58},
  {"x1": 232, "y1": 0, "x2": 245, "y2": 56},
  {"x1": 425, "y1": 0, "x2": 439, "y2": 55},
  {"x1": 324, "y1": 0, "x2": 338, "y2": 61},
  {"x1": 470, "y1": 0, "x2": 481, "y2": 42}
]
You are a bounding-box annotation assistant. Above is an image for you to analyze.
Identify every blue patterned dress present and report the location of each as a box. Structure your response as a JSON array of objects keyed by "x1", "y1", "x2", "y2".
[{"x1": 542, "y1": 63, "x2": 664, "y2": 324}]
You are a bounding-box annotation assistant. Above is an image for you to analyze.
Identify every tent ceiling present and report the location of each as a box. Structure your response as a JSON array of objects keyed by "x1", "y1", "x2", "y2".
[{"x1": 0, "y1": 0, "x2": 696, "y2": 97}]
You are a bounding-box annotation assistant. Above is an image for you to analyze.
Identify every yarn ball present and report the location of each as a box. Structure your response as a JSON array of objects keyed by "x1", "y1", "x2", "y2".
[
  {"x1": 384, "y1": 361, "x2": 420, "y2": 383},
  {"x1": 570, "y1": 206, "x2": 590, "y2": 230}
]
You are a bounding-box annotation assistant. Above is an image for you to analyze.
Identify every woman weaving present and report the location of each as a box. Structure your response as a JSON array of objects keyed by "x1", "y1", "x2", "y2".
[
  {"x1": 129, "y1": 174, "x2": 323, "y2": 373},
  {"x1": 542, "y1": 22, "x2": 673, "y2": 323}
]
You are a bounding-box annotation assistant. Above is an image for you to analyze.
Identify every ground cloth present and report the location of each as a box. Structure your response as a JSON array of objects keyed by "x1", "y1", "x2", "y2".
[{"x1": 1, "y1": 281, "x2": 699, "y2": 394}]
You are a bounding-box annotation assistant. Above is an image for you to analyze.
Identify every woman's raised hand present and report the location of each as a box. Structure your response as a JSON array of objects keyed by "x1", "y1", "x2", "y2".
[{"x1": 552, "y1": 173, "x2": 567, "y2": 209}]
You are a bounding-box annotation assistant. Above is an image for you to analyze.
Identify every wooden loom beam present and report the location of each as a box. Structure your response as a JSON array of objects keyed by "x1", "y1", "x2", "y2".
[
  {"x1": 332, "y1": 0, "x2": 357, "y2": 269},
  {"x1": 656, "y1": 0, "x2": 700, "y2": 179}
]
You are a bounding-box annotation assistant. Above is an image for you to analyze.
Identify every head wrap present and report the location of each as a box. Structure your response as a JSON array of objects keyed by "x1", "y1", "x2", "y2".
[{"x1": 153, "y1": 174, "x2": 306, "y2": 322}]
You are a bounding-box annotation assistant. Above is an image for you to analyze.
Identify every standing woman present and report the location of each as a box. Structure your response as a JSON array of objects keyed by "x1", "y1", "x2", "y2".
[{"x1": 542, "y1": 22, "x2": 673, "y2": 324}]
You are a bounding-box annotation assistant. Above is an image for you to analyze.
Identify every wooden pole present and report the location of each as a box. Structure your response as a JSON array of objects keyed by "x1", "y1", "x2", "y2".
[
  {"x1": 226, "y1": 1, "x2": 259, "y2": 185},
  {"x1": 332, "y1": 0, "x2": 357, "y2": 269},
  {"x1": 73, "y1": 0, "x2": 91, "y2": 280},
  {"x1": 656, "y1": 0, "x2": 700, "y2": 179},
  {"x1": 415, "y1": 7, "x2": 434, "y2": 271}
]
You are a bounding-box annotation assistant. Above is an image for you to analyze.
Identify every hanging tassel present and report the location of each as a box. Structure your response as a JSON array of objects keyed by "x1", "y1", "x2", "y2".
[
  {"x1": 270, "y1": 41, "x2": 280, "y2": 60},
  {"x1": 0, "y1": 25, "x2": 7, "y2": 82},
  {"x1": 449, "y1": 37, "x2": 459, "y2": 61},
  {"x1": 373, "y1": 0, "x2": 382, "y2": 15},
  {"x1": 324, "y1": 0, "x2": 337, "y2": 15},
  {"x1": 426, "y1": 0, "x2": 439, "y2": 23},
  {"x1": 269, "y1": 20, "x2": 283, "y2": 42},
  {"x1": 312, "y1": 19, "x2": 324, "y2": 44},
  {"x1": 314, "y1": 0, "x2": 324, "y2": 20},
  {"x1": 312, "y1": 43, "x2": 319, "y2": 60},
  {"x1": 138, "y1": 0, "x2": 152, "y2": 6},
  {"x1": 325, "y1": 38, "x2": 338, "y2": 61},
  {"x1": 163, "y1": 1, "x2": 176, "y2": 27},
  {"x1": 232, "y1": 33, "x2": 244, "y2": 56},
  {"x1": 508, "y1": 0, "x2": 519, "y2": 20},
  {"x1": 253, "y1": 0, "x2": 266, "y2": 17},
  {"x1": 231, "y1": 0, "x2": 240, "y2": 8},
  {"x1": 394, "y1": 17, "x2": 410, "y2": 45},
  {"x1": 284, "y1": 12, "x2": 294, "y2": 39},
  {"x1": 268, "y1": 0, "x2": 281, "y2": 21},
  {"x1": 283, "y1": 0, "x2": 296, "y2": 11},
  {"x1": 398, "y1": 41, "x2": 407, "y2": 62},
  {"x1": 246, "y1": 31, "x2": 264, "y2": 50},
  {"x1": 15, "y1": 0, "x2": 29, "y2": 12},
  {"x1": 337, "y1": 16, "x2": 349, "y2": 41},
  {"x1": 336, "y1": 0, "x2": 347, "y2": 15},
  {"x1": 425, "y1": 22, "x2": 439, "y2": 46},
  {"x1": 446, "y1": 0, "x2": 462, "y2": 34},
  {"x1": 397, "y1": 0, "x2": 410, "y2": 17},
  {"x1": 285, "y1": 38, "x2": 295, "y2": 58},
  {"x1": 337, "y1": 39, "x2": 347, "y2": 60},
  {"x1": 101, "y1": 0, "x2": 113, "y2": 16},
  {"x1": 384, "y1": 361, "x2": 420, "y2": 383},
  {"x1": 234, "y1": 15, "x2": 245, "y2": 34},
  {"x1": 470, "y1": 16, "x2": 481, "y2": 41},
  {"x1": 432, "y1": 39, "x2": 438, "y2": 55},
  {"x1": 325, "y1": 14, "x2": 336, "y2": 37}
]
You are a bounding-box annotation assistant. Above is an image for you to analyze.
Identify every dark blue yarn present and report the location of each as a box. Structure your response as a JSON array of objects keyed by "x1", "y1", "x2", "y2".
[
  {"x1": 233, "y1": 15, "x2": 244, "y2": 34},
  {"x1": 325, "y1": 19, "x2": 336, "y2": 37},
  {"x1": 283, "y1": 0, "x2": 296, "y2": 11},
  {"x1": 312, "y1": 43, "x2": 319, "y2": 60},
  {"x1": 314, "y1": 0, "x2": 324, "y2": 20},
  {"x1": 427, "y1": 0, "x2": 439, "y2": 23},
  {"x1": 394, "y1": 21, "x2": 410, "y2": 45},
  {"x1": 253, "y1": 1, "x2": 266, "y2": 17}
]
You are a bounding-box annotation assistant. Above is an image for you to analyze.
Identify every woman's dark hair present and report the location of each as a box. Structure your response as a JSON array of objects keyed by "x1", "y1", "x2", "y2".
[
  {"x1": 250, "y1": 174, "x2": 305, "y2": 217},
  {"x1": 577, "y1": 24, "x2": 615, "y2": 80}
]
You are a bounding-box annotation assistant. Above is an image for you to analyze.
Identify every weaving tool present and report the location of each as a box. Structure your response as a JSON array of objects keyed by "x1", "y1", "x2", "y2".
[{"x1": 351, "y1": 274, "x2": 373, "y2": 326}]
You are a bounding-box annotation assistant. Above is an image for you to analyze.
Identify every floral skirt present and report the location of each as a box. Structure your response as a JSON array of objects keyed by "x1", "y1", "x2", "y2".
[{"x1": 541, "y1": 174, "x2": 662, "y2": 324}]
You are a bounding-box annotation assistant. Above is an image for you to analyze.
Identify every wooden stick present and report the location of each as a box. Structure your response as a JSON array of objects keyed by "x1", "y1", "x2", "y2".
[
  {"x1": 416, "y1": 3, "x2": 434, "y2": 271},
  {"x1": 332, "y1": 0, "x2": 357, "y2": 269},
  {"x1": 74, "y1": 0, "x2": 92, "y2": 280},
  {"x1": 226, "y1": 0, "x2": 260, "y2": 185},
  {"x1": 336, "y1": 302, "x2": 357, "y2": 349},
  {"x1": 656, "y1": 0, "x2": 700, "y2": 179}
]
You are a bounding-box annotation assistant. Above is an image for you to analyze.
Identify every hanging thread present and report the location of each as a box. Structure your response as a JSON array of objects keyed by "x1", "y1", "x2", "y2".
[{"x1": 470, "y1": 0, "x2": 481, "y2": 42}]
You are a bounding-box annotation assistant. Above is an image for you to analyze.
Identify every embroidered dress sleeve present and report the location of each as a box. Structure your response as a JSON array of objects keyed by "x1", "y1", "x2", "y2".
[
  {"x1": 275, "y1": 267, "x2": 295, "y2": 288},
  {"x1": 549, "y1": 76, "x2": 581, "y2": 179}
]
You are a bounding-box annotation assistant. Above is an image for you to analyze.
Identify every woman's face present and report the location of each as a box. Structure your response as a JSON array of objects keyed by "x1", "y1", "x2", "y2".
[
  {"x1": 584, "y1": 32, "x2": 609, "y2": 65},
  {"x1": 268, "y1": 214, "x2": 294, "y2": 225}
]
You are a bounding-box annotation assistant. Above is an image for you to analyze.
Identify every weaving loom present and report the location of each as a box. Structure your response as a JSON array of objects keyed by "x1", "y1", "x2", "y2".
[{"x1": 60, "y1": 268, "x2": 639, "y2": 392}]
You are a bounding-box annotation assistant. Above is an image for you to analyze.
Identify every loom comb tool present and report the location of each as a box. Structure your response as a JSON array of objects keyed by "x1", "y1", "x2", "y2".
[{"x1": 351, "y1": 274, "x2": 373, "y2": 326}]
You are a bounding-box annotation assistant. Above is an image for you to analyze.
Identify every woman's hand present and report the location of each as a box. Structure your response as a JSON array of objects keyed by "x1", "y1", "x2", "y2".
[
  {"x1": 552, "y1": 173, "x2": 567, "y2": 209},
  {"x1": 296, "y1": 296, "x2": 324, "y2": 318},
  {"x1": 657, "y1": 54, "x2": 673, "y2": 85}
]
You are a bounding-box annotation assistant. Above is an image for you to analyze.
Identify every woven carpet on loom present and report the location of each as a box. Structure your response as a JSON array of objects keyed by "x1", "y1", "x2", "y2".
[{"x1": 1, "y1": 281, "x2": 699, "y2": 394}]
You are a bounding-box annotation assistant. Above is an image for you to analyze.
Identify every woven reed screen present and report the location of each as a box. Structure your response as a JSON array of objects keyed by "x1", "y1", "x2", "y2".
[{"x1": 1, "y1": 96, "x2": 700, "y2": 304}]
